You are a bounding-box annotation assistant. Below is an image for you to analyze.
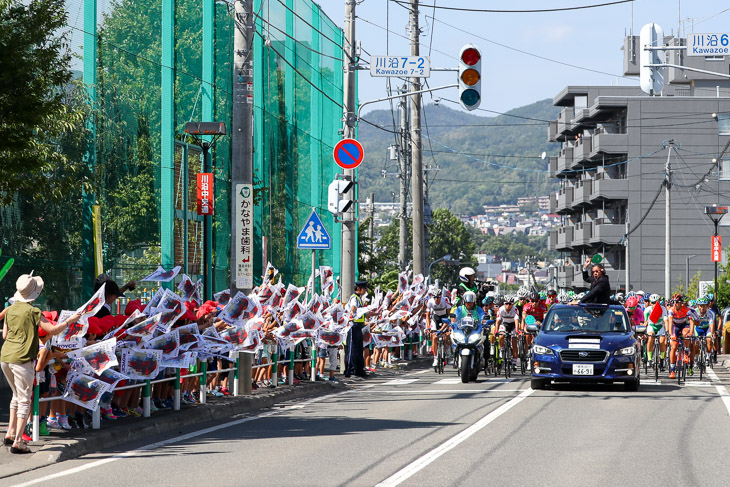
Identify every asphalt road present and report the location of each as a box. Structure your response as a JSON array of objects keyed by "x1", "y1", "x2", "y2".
[{"x1": 7, "y1": 361, "x2": 730, "y2": 487}]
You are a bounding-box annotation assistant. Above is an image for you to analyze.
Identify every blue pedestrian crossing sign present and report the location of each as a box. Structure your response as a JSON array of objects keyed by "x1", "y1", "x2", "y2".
[{"x1": 297, "y1": 209, "x2": 331, "y2": 250}]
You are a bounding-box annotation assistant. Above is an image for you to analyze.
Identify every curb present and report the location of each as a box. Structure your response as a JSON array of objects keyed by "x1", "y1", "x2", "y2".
[
  {"x1": 0, "y1": 358, "x2": 432, "y2": 480},
  {"x1": 0, "y1": 380, "x2": 345, "y2": 480}
]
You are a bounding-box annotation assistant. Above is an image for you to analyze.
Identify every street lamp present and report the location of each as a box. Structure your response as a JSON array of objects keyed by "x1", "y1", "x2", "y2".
[
  {"x1": 428, "y1": 254, "x2": 452, "y2": 277},
  {"x1": 184, "y1": 121, "x2": 227, "y2": 300},
  {"x1": 704, "y1": 205, "x2": 728, "y2": 301},
  {"x1": 685, "y1": 254, "x2": 696, "y2": 293}
]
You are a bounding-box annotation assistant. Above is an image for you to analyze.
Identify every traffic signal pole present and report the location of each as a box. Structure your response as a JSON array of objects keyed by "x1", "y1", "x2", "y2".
[
  {"x1": 341, "y1": 0, "x2": 357, "y2": 302},
  {"x1": 409, "y1": 0, "x2": 425, "y2": 276}
]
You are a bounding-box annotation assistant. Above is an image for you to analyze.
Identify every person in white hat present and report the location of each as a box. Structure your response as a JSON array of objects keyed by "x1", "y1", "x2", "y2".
[{"x1": 1, "y1": 274, "x2": 81, "y2": 454}]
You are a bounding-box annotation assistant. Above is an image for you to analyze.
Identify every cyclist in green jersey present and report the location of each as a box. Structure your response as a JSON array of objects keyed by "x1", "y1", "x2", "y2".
[{"x1": 644, "y1": 293, "x2": 667, "y2": 368}]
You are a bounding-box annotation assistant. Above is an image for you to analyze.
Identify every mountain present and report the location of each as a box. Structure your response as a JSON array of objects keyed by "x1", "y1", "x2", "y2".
[{"x1": 357, "y1": 98, "x2": 562, "y2": 215}]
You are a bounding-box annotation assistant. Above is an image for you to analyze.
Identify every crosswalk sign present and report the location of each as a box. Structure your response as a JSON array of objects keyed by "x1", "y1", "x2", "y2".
[{"x1": 297, "y1": 209, "x2": 331, "y2": 250}]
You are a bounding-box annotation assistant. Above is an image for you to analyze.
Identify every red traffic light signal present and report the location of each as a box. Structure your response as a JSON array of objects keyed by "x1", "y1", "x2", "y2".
[{"x1": 458, "y1": 44, "x2": 481, "y2": 111}]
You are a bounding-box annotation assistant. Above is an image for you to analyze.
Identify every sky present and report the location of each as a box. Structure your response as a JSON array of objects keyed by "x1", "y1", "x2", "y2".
[{"x1": 314, "y1": 0, "x2": 730, "y2": 115}]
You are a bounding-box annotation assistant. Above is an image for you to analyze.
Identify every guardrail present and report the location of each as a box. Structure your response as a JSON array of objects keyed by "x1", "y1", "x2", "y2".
[{"x1": 29, "y1": 332, "x2": 426, "y2": 441}]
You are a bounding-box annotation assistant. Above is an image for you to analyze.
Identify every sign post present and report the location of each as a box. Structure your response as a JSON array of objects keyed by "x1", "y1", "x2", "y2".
[
  {"x1": 297, "y1": 209, "x2": 331, "y2": 298},
  {"x1": 333, "y1": 138, "x2": 364, "y2": 170}
]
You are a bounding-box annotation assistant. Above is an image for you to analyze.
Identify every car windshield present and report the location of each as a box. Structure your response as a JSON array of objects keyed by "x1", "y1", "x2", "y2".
[{"x1": 543, "y1": 307, "x2": 629, "y2": 333}]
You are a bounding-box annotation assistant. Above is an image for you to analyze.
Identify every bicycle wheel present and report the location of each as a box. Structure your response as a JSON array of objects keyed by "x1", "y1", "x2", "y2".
[
  {"x1": 438, "y1": 341, "x2": 445, "y2": 374},
  {"x1": 643, "y1": 341, "x2": 648, "y2": 375},
  {"x1": 699, "y1": 345, "x2": 705, "y2": 381},
  {"x1": 493, "y1": 342, "x2": 500, "y2": 377},
  {"x1": 519, "y1": 338, "x2": 527, "y2": 375},
  {"x1": 653, "y1": 341, "x2": 660, "y2": 382},
  {"x1": 504, "y1": 344, "x2": 511, "y2": 379}
]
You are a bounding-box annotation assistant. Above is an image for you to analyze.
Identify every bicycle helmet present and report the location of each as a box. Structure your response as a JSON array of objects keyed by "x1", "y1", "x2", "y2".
[
  {"x1": 615, "y1": 292, "x2": 625, "y2": 304},
  {"x1": 504, "y1": 296, "x2": 515, "y2": 304},
  {"x1": 625, "y1": 296, "x2": 639, "y2": 308},
  {"x1": 517, "y1": 287, "x2": 529, "y2": 299},
  {"x1": 649, "y1": 293, "x2": 660, "y2": 303},
  {"x1": 707, "y1": 293, "x2": 715, "y2": 301},
  {"x1": 459, "y1": 267, "x2": 476, "y2": 283},
  {"x1": 696, "y1": 296, "x2": 709, "y2": 305},
  {"x1": 546, "y1": 288, "x2": 557, "y2": 297},
  {"x1": 637, "y1": 290, "x2": 645, "y2": 296},
  {"x1": 672, "y1": 293, "x2": 685, "y2": 303},
  {"x1": 482, "y1": 296, "x2": 494, "y2": 306},
  {"x1": 463, "y1": 291, "x2": 477, "y2": 303},
  {"x1": 530, "y1": 291, "x2": 540, "y2": 301}
]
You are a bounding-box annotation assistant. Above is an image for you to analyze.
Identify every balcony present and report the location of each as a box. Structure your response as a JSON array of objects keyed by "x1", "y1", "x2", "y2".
[
  {"x1": 572, "y1": 136, "x2": 592, "y2": 166},
  {"x1": 590, "y1": 218, "x2": 624, "y2": 245},
  {"x1": 549, "y1": 156, "x2": 560, "y2": 176},
  {"x1": 590, "y1": 173, "x2": 629, "y2": 202},
  {"x1": 591, "y1": 132, "x2": 628, "y2": 156},
  {"x1": 549, "y1": 193, "x2": 557, "y2": 214},
  {"x1": 556, "y1": 187, "x2": 574, "y2": 214},
  {"x1": 557, "y1": 265, "x2": 575, "y2": 288},
  {"x1": 557, "y1": 147, "x2": 573, "y2": 174},
  {"x1": 557, "y1": 107, "x2": 575, "y2": 136},
  {"x1": 574, "y1": 221, "x2": 592, "y2": 247},
  {"x1": 548, "y1": 120, "x2": 558, "y2": 142},
  {"x1": 556, "y1": 226, "x2": 574, "y2": 250},
  {"x1": 572, "y1": 179, "x2": 592, "y2": 207},
  {"x1": 548, "y1": 228, "x2": 558, "y2": 251},
  {"x1": 570, "y1": 108, "x2": 590, "y2": 132}
]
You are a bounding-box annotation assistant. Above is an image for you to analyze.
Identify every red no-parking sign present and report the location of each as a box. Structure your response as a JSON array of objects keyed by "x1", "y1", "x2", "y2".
[{"x1": 333, "y1": 138, "x2": 364, "y2": 170}]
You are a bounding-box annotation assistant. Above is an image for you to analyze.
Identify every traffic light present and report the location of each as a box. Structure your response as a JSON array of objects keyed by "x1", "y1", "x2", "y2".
[
  {"x1": 458, "y1": 44, "x2": 481, "y2": 111},
  {"x1": 328, "y1": 177, "x2": 355, "y2": 219},
  {"x1": 639, "y1": 23, "x2": 665, "y2": 95}
]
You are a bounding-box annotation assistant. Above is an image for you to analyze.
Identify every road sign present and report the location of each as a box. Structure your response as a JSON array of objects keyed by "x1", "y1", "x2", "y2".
[
  {"x1": 640, "y1": 23, "x2": 665, "y2": 95},
  {"x1": 370, "y1": 56, "x2": 430, "y2": 78},
  {"x1": 687, "y1": 33, "x2": 730, "y2": 56},
  {"x1": 699, "y1": 280, "x2": 714, "y2": 297},
  {"x1": 297, "y1": 209, "x2": 331, "y2": 250},
  {"x1": 712, "y1": 235, "x2": 722, "y2": 262},
  {"x1": 333, "y1": 138, "x2": 364, "y2": 170}
]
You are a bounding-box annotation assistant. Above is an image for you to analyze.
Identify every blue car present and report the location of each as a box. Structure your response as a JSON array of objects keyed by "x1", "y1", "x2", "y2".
[{"x1": 528, "y1": 303, "x2": 645, "y2": 391}]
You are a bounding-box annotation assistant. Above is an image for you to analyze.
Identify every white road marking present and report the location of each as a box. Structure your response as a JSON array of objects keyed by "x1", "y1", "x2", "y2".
[
  {"x1": 643, "y1": 381, "x2": 662, "y2": 385},
  {"x1": 10, "y1": 394, "x2": 342, "y2": 487},
  {"x1": 381, "y1": 379, "x2": 420, "y2": 386},
  {"x1": 376, "y1": 389, "x2": 526, "y2": 394},
  {"x1": 714, "y1": 385, "x2": 730, "y2": 416},
  {"x1": 483, "y1": 378, "x2": 515, "y2": 383},
  {"x1": 433, "y1": 378, "x2": 462, "y2": 385},
  {"x1": 375, "y1": 388, "x2": 534, "y2": 487},
  {"x1": 706, "y1": 367, "x2": 720, "y2": 382},
  {"x1": 685, "y1": 381, "x2": 714, "y2": 387}
]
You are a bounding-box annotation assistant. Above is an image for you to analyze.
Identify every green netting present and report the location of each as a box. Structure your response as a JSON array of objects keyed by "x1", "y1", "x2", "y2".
[
  {"x1": 253, "y1": 0, "x2": 344, "y2": 286},
  {"x1": 0, "y1": 0, "x2": 344, "y2": 307}
]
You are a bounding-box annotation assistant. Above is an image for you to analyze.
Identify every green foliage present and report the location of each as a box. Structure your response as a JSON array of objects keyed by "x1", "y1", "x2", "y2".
[
  {"x1": 470, "y1": 227, "x2": 555, "y2": 262},
  {"x1": 428, "y1": 208, "x2": 476, "y2": 285},
  {"x1": 0, "y1": 0, "x2": 89, "y2": 203},
  {"x1": 673, "y1": 270, "x2": 702, "y2": 300},
  {"x1": 358, "y1": 100, "x2": 561, "y2": 212}
]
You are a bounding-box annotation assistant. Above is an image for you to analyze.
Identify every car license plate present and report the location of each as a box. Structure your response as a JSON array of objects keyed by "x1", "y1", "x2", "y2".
[{"x1": 573, "y1": 364, "x2": 593, "y2": 375}]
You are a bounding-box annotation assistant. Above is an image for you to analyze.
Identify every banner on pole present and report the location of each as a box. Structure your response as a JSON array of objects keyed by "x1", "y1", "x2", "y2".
[
  {"x1": 234, "y1": 184, "x2": 254, "y2": 289},
  {"x1": 712, "y1": 235, "x2": 722, "y2": 262},
  {"x1": 197, "y1": 173, "x2": 214, "y2": 215}
]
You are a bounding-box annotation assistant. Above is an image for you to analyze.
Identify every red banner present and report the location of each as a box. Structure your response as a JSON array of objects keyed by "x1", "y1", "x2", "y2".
[
  {"x1": 712, "y1": 235, "x2": 722, "y2": 262},
  {"x1": 197, "y1": 173, "x2": 214, "y2": 215}
]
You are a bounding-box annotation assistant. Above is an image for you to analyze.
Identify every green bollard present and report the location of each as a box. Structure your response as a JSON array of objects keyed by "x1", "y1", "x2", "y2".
[
  {"x1": 272, "y1": 352, "x2": 278, "y2": 388},
  {"x1": 174, "y1": 368, "x2": 181, "y2": 410},
  {"x1": 200, "y1": 360, "x2": 208, "y2": 404},
  {"x1": 32, "y1": 383, "x2": 40, "y2": 441},
  {"x1": 311, "y1": 342, "x2": 316, "y2": 382},
  {"x1": 143, "y1": 379, "x2": 151, "y2": 417}
]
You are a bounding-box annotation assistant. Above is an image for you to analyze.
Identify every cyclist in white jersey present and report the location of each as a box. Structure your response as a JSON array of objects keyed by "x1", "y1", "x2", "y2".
[
  {"x1": 691, "y1": 296, "x2": 715, "y2": 364},
  {"x1": 495, "y1": 297, "x2": 519, "y2": 368}
]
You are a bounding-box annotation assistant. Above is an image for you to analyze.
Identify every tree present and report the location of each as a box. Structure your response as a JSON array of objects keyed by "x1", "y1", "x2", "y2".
[
  {"x1": 428, "y1": 208, "x2": 476, "y2": 286},
  {"x1": 0, "y1": 0, "x2": 88, "y2": 203}
]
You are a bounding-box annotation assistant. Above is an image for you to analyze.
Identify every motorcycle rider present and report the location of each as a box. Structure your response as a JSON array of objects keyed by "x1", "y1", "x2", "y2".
[
  {"x1": 454, "y1": 267, "x2": 478, "y2": 308},
  {"x1": 454, "y1": 291, "x2": 485, "y2": 323}
]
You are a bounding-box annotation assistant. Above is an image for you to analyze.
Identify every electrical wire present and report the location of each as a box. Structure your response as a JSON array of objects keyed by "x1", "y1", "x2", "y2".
[
  {"x1": 393, "y1": 0, "x2": 635, "y2": 14},
  {"x1": 356, "y1": 15, "x2": 458, "y2": 61},
  {"x1": 431, "y1": 16, "x2": 636, "y2": 81}
]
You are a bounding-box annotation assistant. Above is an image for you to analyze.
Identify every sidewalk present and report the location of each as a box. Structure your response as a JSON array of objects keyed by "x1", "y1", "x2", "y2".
[{"x1": 0, "y1": 357, "x2": 430, "y2": 479}]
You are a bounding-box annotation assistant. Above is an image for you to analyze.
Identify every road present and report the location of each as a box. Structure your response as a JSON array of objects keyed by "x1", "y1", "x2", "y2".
[{"x1": 7, "y1": 362, "x2": 730, "y2": 487}]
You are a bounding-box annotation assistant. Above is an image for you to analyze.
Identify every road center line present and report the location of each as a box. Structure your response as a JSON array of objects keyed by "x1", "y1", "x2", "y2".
[
  {"x1": 375, "y1": 388, "x2": 534, "y2": 487},
  {"x1": 10, "y1": 393, "x2": 342, "y2": 487}
]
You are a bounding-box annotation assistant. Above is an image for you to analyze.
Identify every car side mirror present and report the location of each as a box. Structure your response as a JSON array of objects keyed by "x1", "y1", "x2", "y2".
[
  {"x1": 634, "y1": 325, "x2": 647, "y2": 334},
  {"x1": 526, "y1": 324, "x2": 539, "y2": 334}
]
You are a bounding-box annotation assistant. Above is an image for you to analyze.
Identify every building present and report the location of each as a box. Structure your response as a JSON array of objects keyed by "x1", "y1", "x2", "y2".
[{"x1": 547, "y1": 34, "x2": 730, "y2": 293}]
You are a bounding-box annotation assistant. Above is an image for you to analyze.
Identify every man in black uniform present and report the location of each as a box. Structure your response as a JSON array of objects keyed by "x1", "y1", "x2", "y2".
[{"x1": 345, "y1": 280, "x2": 369, "y2": 378}]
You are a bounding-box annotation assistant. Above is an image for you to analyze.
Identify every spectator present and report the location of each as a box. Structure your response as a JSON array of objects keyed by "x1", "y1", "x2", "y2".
[{"x1": 580, "y1": 259, "x2": 612, "y2": 304}]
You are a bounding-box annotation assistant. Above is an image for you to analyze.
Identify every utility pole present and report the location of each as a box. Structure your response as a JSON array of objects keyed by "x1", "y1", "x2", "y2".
[
  {"x1": 369, "y1": 192, "x2": 375, "y2": 258},
  {"x1": 409, "y1": 0, "x2": 425, "y2": 276},
  {"x1": 341, "y1": 0, "x2": 358, "y2": 301},
  {"x1": 231, "y1": 0, "x2": 254, "y2": 395},
  {"x1": 398, "y1": 84, "x2": 409, "y2": 271},
  {"x1": 625, "y1": 210, "x2": 630, "y2": 293},
  {"x1": 664, "y1": 141, "x2": 673, "y2": 299}
]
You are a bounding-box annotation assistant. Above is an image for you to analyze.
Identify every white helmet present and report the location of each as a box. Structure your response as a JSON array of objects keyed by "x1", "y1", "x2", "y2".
[
  {"x1": 459, "y1": 267, "x2": 476, "y2": 283},
  {"x1": 649, "y1": 293, "x2": 660, "y2": 303},
  {"x1": 463, "y1": 291, "x2": 477, "y2": 303},
  {"x1": 517, "y1": 287, "x2": 529, "y2": 298}
]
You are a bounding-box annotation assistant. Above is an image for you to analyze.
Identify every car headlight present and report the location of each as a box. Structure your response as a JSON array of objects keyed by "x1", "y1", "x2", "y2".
[
  {"x1": 452, "y1": 330, "x2": 465, "y2": 343},
  {"x1": 614, "y1": 346, "x2": 636, "y2": 356},
  {"x1": 532, "y1": 344, "x2": 554, "y2": 355},
  {"x1": 468, "y1": 332, "x2": 481, "y2": 344}
]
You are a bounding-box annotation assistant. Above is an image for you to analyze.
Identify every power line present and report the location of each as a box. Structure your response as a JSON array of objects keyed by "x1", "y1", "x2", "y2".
[
  {"x1": 432, "y1": 17, "x2": 636, "y2": 81},
  {"x1": 393, "y1": 0, "x2": 635, "y2": 14},
  {"x1": 356, "y1": 15, "x2": 458, "y2": 61}
]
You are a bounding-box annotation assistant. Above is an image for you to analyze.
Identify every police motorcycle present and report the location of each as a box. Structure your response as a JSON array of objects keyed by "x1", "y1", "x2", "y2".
[{"x1": 451, "y1": 316, "x2": 487, "y2": 383}]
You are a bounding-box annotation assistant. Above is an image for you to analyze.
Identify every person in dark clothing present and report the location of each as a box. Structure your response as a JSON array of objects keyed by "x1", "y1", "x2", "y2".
[
  {"x1": 579, "y1": 259, "x2": 612, "y2": 304},
  {"x1": 93, "y1": 274, "x2": 136, "y2": 318},
  {"x1": 345, "y1": 280, "x2": 369, "y2": 378}
]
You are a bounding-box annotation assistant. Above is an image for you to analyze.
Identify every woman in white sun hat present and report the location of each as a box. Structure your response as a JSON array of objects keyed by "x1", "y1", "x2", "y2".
[{"x1": 1, "y1": 273, "x2": 80, "y2": 454}]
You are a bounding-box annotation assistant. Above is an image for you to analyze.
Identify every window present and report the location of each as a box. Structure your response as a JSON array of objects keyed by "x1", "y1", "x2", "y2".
[
  {"x1": 718, "y1": 112, "x2": 730, "y2": 135},
  {"x1": 719, "y1": 159, "x2": 730, "y2": 181}
]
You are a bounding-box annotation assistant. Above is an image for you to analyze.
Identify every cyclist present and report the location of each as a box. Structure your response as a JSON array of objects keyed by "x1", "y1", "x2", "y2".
[
  {"x1": 515, "y1": 287, "x2": 529, "y2": 318},
  {"x1": 495, "y1": 296, "x2": 519, "y2": 369},
  {"x1": 481, "y1": 295, "x2": 497, "y2": 321},
  {"x1": 454, "y1": 267, "x2": 478, "y2": 308},
  {"x1": 522, "y1": 291, "x2": 547, "y2": 347},
  {"x1": 644, "y1": 293, "x2": 667, "y2": 369},
  {"x1": 545, "y1": 288, "x2": 558, "y2": 309},
  {"x1": 667, "y1": 294, "x2": 694, "y2": 379},
  {"x1": 690, "y1": 296, "x2": 715, "y2": 367},
  {"x1": 625, "y1": 296, "x2": 644, "y2": 329},
  {"x1": 426, "y1": 289, "x2": 450, "y2": 367}
]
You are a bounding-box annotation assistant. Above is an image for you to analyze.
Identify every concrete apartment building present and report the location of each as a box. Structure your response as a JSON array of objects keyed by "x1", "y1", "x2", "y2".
[{"x1": 547, "y1": 34, "x2": 730, "y2": 293}]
